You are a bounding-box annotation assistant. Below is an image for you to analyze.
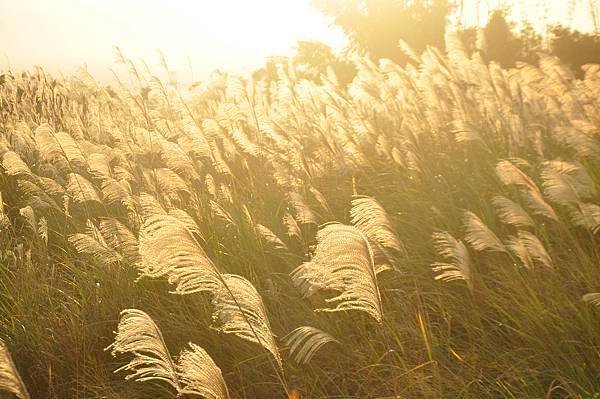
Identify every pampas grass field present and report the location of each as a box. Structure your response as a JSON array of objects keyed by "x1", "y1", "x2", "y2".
[{"x1": 0, "y1": 38, "x2": 599, "y2": 398}]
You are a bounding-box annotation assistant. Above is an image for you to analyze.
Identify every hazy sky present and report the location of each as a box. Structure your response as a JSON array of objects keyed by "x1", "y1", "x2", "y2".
[
  {"x1": 0, "y1": 0, "x2": 597, "y2": 83},
  {"x1": 0, "y1": 0, "x2": 347, "y2": 82}
]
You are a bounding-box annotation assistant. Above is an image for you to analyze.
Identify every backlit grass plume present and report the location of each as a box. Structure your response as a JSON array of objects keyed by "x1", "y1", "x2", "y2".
[
  {"x1": 177, "y1": 343, "x2": 230, "y2": 399},
  {"x1": 0, "y1": 339, "x2": 30, "y2": 399},
  {"x1": 211, "y1": 274, "x2": 282, "y2": 370},
  {"x1": 492, "y1": 196, "x2": 534, "y2": 228},
  {"x1": 108, "y1": 309, "x2": 181, "y2": 391},
  {"x1": 137, "y1": 201, "x2": 282, "y2": 372},
  {"x1": 495, "y1": 159, "x2": 558, "y2": 222},
  {"x1": 1, "y1": 151, "x2": 33, "y2": 178},
  {"x1": 68, "y1": 229, "x2": 123, "y2": 267},
  {"x1": 109, "y1": 310, "x2": 230, "y2": 398},
  {"x1": 284, "y1": 326, "x2": 339, "y2": 365},
  {"x1": 138, "y1": 213, "x2": 222, "y2": 294},
  {"x1": 506, "y1": 231, "x2": 554, "y2": 270},
  {"x1": 34, "y1": 124, "x2": 86, "y2": 167},
  {"x1": 291, "y1": 223, "x2": 383, "y2": 322},
  {"x1": 462, "y1": 211, "x2": 506, "y2": 253},
  {"x1": 541, "y1": 160, "x2": 597, "y2": 206},
  {"x1": 177, "y1": 343, "x2": 229, "y2": 399},
  {"x1": 350, "y1": 195, "x2": 405, "y2": 255},
  {"x1": 66, "y1": 173, "x2": 101, "y2": 203},
  {"x1": 431, "y1": 231, "x2": 473, "y2": 291},
  {"x1": 582, "y1": 293, "x2": 600, "y2": 307}
]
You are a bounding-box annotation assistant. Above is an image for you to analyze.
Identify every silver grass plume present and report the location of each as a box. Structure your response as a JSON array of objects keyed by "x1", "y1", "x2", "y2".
[
  {"x1": 138, "y1": 212, "x2": 281, "y2": 368},
  {"x1": 98, "y1": 218, "x2": 140, "y2": 263},
  {"x1": 66, "y1": 173, "x2": 101, "y2": 203},
  {"x1": 34, "y1": 124, "x2": 85, "y2": 166},
  {"x1": 541, "y1": 160, "x2": 597, "y2": 206},
  {"x1": 211, "y1": 274, "x2": 282, "y2": 370},
  {"x1": 506, "y1": 231, "x2": 553, "y2": 270},
  {"x1": 496, "y1": 160, "x2": 558, "y2": 221},
  {"x1": 558, "y1": 126, "x2": 600, "y2": 159},
  {"x1": 19, "y1": 206, "x2": 37, "y2": 235},
  {"x1": 1, "y1": 151, "x2": 32, "y2": 177},
  {"x1": 0, "y1": 192, "x2": 10, "y2": 230},
  {"x1": 151, "y1": 168, "x2": 191, "y2": 196},
  {"x1": 159, "y1": 139, "x2": 200, "y2": 181},
  {"x1": 453, "y1": 117, "x2": 482, "y2": 144},
  {"x1": 100, "y1": 178, "x2": 134, "y2": 208},
  {"x1": 87, "y1": 153, "x2": 112, "y2": 179},
  {"x1": 17, "y1": 181, "x2": 61, "y2": 212},
  {"x1": 283, "y1": 212, "x2": 302, "y2": 239},
  {"x1": 350, "y1": 195, "x2": 405, "y2": 254},
  {"x1": 168, "y1": 208, "x2": 204, "y2": 238},
  {"x1": 138, "y1": 193, "x2": 168, "y2": 218},
  {"x1": 398, "y1": 39, "x2": 419, "y2": 64},
  {"x1": 495, "y1": 159, "x2": 538, "y2": 191},
  {"x1": 492, "y1": 196, "x2": 534, "y2": 228},
  {"x1": 287, "y1": 191, "x2": 318, "y2": 225},
  {"x1": 582, "y1": 293, "x2": 600, "y2": 307},
  {"x1": 255, "y1": 224, "x2": 288, "y2": 252},
  {"x1": 284, "y1": 326, "x2": 339, "y2": 365},
  {"x1": 291, "y1": 223, "x2": 383, "y2": 322},
  {"x1": 35, "y1": 176, "x2": 65, "y2": 196},
  {"x1": 308, "y1": 186, "x2": 331, "y2": 214},
  {"x1": 431, "y1": 231, "x2": 473, "y2": 291},
  {"x1": 462, "y1": 211, "x2": 506, "y2": 253},
  {"x1": 522, "y1": 188, "x2": 559, "y2": 222},
  {"x1": 38, "y1": 217, "x2": 48, "y2": 245},
  {"x1": 0, "y1": 339, "x2": 30, "y2": 399},
  {"x1": 209, "y1": 200, "x2": 235, "y2": 228},
  {"x1": 138, "y1": 213, "x2": 222, "y2": 294},
  {"x1": 569, "y1": 203, "x2": 600, "y2": 233},
  {"x1": 68, "y1": 220, "x2": 123, "y2": 266},
  {"x1": 107, "y1": 309, "x2": 181, "y2": 391},
  {"x1": 177, "y1": 343, "x2": 230, "y2": 399}
]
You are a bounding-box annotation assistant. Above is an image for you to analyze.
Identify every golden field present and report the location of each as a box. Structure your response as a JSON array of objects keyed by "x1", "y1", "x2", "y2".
[{"x1": 0, "y1": 41, "x2": 599, "y2": 398}]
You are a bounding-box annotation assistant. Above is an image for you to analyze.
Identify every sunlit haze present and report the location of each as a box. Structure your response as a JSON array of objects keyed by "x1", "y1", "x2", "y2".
[
  {"x1": 0, "y1": 0, "x2": 347, "y2": 82},
  {"x1": 0, "y1": 0, "x2": 597, "y2": 83},
  {"x1": 1, "y1": 1, "x2": 600, "y2": 398}
]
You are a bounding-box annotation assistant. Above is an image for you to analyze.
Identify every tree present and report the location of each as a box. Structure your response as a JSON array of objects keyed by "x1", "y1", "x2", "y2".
[
  {"x1": 294, "y1": 40, "x2": 337, "y2": 80},
  {"x1": 518, "y1": 22, "x2": 543, "y2": 66},
  {"x1": 311, "y1": 0, "x2": 452, "y2": 64},
  {"x1": 457, "y1": 11, "x2": 541, "y2": 69},
  {"x1": 307, "y1": 1, "x2": 599, "y2": 80},
  {"x1": 253, "y1": 41, "x2": 355, "y2": 86},
  {"x1": 252, "y1": 55, "x2": 286, "y2": 82},
  {"x1": 549, "y1": 25, "x2": 600, "y2": 78},
  {"x1": 482, "y1": 9, "x2": 522, "y2": 68},
  {"x1": 293, "y1": 41, "x2": 355, "y2": 85}
]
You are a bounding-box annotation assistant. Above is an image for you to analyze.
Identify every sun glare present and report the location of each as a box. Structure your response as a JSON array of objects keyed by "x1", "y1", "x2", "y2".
[
  {"x1": 0, "y1": 0, "x2": 346, "y2": 82},
  {"x1": 1, "y1": 0, "x2": 597, "y2": 83}
]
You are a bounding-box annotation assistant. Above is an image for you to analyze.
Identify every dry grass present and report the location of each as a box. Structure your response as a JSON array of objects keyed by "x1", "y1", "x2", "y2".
[{"x1": 0, "y1": 36, "x2": 599, "y2": 398}]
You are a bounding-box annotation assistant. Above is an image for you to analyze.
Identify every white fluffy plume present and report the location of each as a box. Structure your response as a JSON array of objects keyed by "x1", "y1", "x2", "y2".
[
  {"x1": 431, "y1": 231, "x2": 473, "y2": 291},
  {"x1": 291, "y1": 223, "x2": 383, "y2": 322}
]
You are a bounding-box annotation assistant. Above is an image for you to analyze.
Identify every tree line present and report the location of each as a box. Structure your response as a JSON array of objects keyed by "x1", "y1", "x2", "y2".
[{"x1": 254, "y1": 0, "x2": 600, "y2": 83}]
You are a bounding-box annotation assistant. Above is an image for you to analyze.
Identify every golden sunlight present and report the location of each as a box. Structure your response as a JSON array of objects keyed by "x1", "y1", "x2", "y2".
[
  {"x1": 1, "y1": 1, "x2": 600, "y2": 398},
  {"x1": 0, "y1": 0, "x2": 346, "y2": 81}
]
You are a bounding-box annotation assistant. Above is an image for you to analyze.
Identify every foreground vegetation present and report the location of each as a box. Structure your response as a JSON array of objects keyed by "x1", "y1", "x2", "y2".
[{"x1": 0, "y1": 39, "x2": 599, "y2": 398}]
